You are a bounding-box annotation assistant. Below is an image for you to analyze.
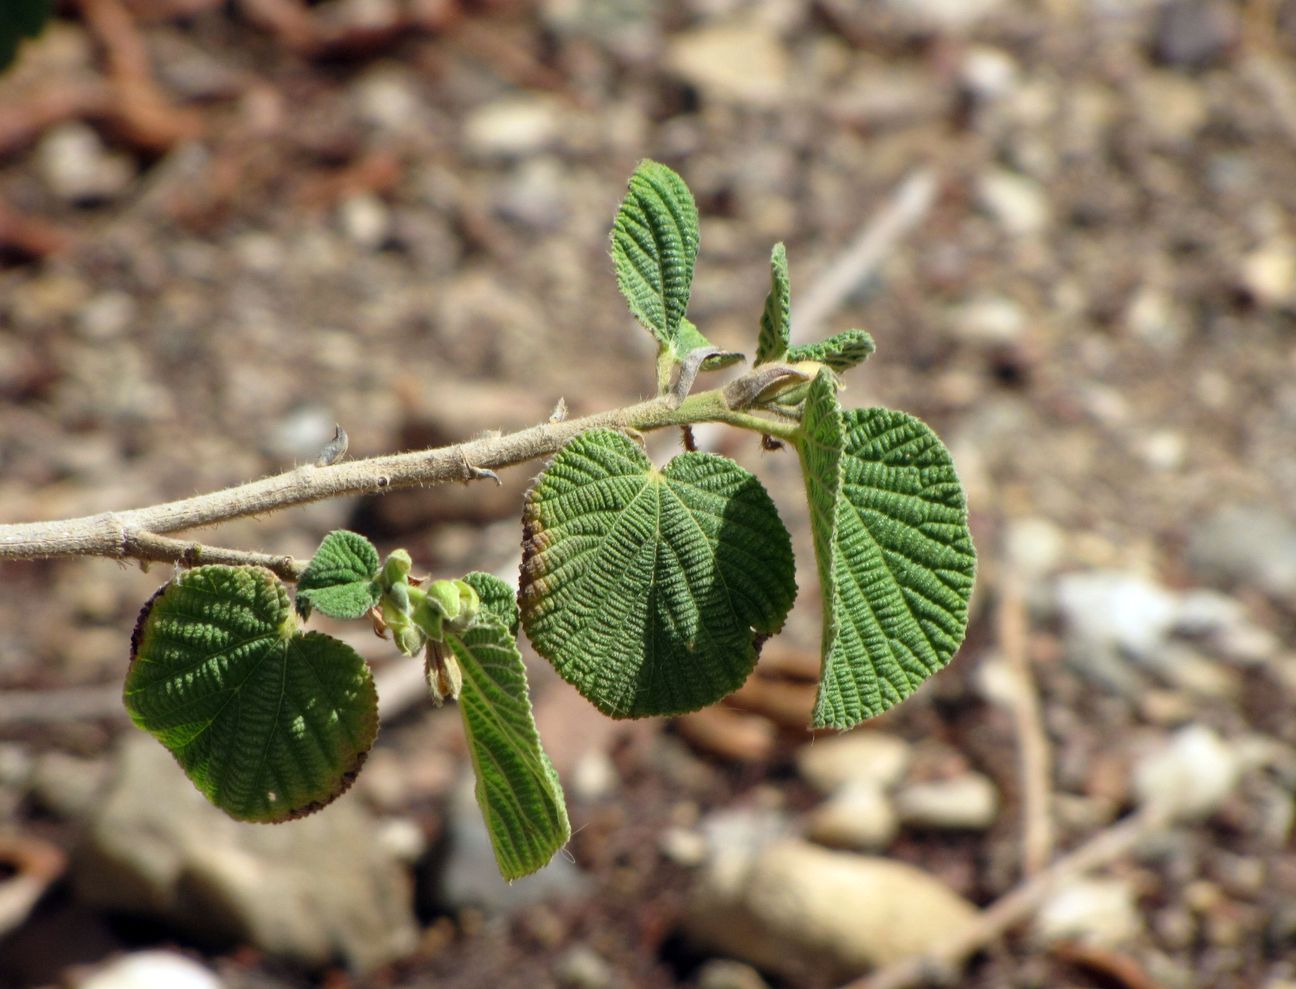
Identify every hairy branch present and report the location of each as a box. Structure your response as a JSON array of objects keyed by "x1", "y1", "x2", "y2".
[{"x1": 0, "y1": 373, "x2": 797, "y2": 571}]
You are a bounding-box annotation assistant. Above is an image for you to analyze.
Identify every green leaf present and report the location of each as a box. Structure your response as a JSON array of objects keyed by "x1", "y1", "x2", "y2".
[
  {"x1": 520, "y1": 429, "x2": 796, "y2": 718},
  {"x1": 756, "y1": 242, "x2": 791, "y2": 365},
  {"x1": 787, "y1": 329, "x2": 876, "y2": 374},
  {"x1": 0, "y1": 0, "x2": 52, "y2": 71},
  {"x1": 296, "y1": 530, "x2": 381, "y2": 619},
  {"x1": 797, "y1": 371, "x2": 975, "y2": 729},
  {"x1": 610, "y1": 159, "x2": 699, "y2": 349},
  {"x1": 449, "y1": 619, "x2": 570, "y2": 880},
  {"x1": 675, "y1": 318, "x2": 743, "y2": 371},
  {"x1": 125, "y1": 566, "x2": 379, "y2": 822},
  {"x1": 462, "y1": 571, "x2": 520, "y2": 636}
]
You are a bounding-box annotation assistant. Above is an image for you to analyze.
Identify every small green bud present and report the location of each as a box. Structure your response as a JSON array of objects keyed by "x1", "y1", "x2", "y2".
[
  {"x1": 425, "y1": 579, "x2": 462, "y2": 621},
  {"x1": 381, "y1": 549, "x2": 413, "y2": 589}
]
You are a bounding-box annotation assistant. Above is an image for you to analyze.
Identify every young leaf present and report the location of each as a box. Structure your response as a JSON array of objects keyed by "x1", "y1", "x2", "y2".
[
  {"x1": 462, "y1": 571, "x2": 521, "y2": 636},
  {"x1": 756, "y1": 242, "x2": 791, "y2": 365},
  {"x1": 1, "y1": 0, "x2": 52, "y2": 71},
  {"x1": 449, "y1": 619, "x2": 570, "y2": 880},
  {"x1": 610, "y1": 159, "x2": 699, "y2": 350},
  {"x1": 797, "y1": 371, "x2": 975, "y2": 729},
  {"x1": 125, "y1": 566, "x2": 378, "y2": 822},
  {"x1": 520, "y1": 429, "x2": 796, "y2": 718},
  {"x1": 787, "y1": 329, "x2": 876, "y2": 374},
  {"x1": 296, "y1": 529, "x2": 382, "y2": 619},
  {"x1": 676, "y1": 318, "x2": 743, "y2": 371}
]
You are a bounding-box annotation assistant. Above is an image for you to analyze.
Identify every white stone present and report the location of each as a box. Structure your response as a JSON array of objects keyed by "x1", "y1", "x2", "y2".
[
  {"x1": 806, "y1": 782, "x2": 898, "y2": 850},
  {"x1": 881, "y1": 0, "x2": 1006, "y2": 32},
  {"x1": 1034, "y1": 878, "x2": 1142, "y2": 946},
  {"x1": 78, "y1": 951, "x2": 223, "y2": 989},
  {"x1": 956, "y1": 294, "x2": 1026, "y2": 344},
  {"x1": 685, "y1": 840, "x2": 977, "y2": 979},
  {"x1": 37, "y1": 122, "x2": 134, "y2": 202},
  {"x1": 796, "y1": 731, "x2": 912, "y2": 794},
  {"x1": 339, "y1": 193, "x2": 391, "y2": 250},
  {"x1": 1055, "y1": 570, "x2": 1180, "y2": 662},
  {"x1": 1134, "y1": 725, "x2": 1241, "y2": 822},
  {"x1": 464, "y1": 95, "x2": 562, "y2": 157},
  {"x1": 665, "y1": 22, "x2": 790, "y2": 107},
  {"x1": 977, "y1": 168, "x2": 1050, "y2": 236},
  {"x1": 960, "y1": 46, "x2": 1018, "y2": 101},
  {"x1": 570, "y1": 749, "x2": 618, "y2": 801},
  {"x1": 895, "y1": 773, "x2": 999, "y2": 830},
  {"x1": 1241, "y1": 239, "x2": 1296, "y2": 308}
]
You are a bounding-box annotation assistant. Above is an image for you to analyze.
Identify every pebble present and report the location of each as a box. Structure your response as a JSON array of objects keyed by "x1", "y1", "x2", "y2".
[
  {"x1": 665, "y1": 22, "x2": 790, "y2": 107},
  {"x1": 955, "y1": 294, "x2": 1026, "y2": 345},
  {"x1": 1134, "y1": 724, "x2": 1241, "y2": 823},
  {"x1": 1152, "y1": 0, "x2": 1237, "y2": 69},
  {"x1": 1240, "y1": 239, "x2": 1296, "y2": 309},
  {"x1": 338, "y1": 193, "x2": 392, "y2": 251},
  {"x1": 1055, "y1": 569, "x2": 1180, "y2": 666},
  {"x1": 77, "y1": 291, "x2": 138, "y2": 342},
  {"x1": 1134, "y1": 72, "x2": 1209, "y2": 146},
  {"x1": 796, "y1": 731, "x2": 911, "y2": 795},
  {"x1": 570, "y1": 749, "x2": 619, "y2": 802},
  {"x1": 555, "y1": 945, "x2": 615, "y2": 989},
  {"x1": 74, "y1": 736, "x2": 418, "y2": 972},
  {"x1": 684, "y1": 840, "x2": 977, "y2": 980},
  {"x1": 463, "y1": 95, "x2": 563, "y2": 157},
  {"x1": 805, "y1": 782, "x2": 898, "y2": 850},
  {"x1": 36, "y1": 122, "x2": 135, "y2": 203},
  {"x1": 1187, "y1": 504, "x2": 1296, "y2": 598},
  {"x1": 696, "y1": 959, "x2": 771, "y2": 989},
  {"x1": 1033, "y1": 877, "x2": 1143, "y2": 946},
  {"x1": 976, "y1": 169, "x2": 1051, "y2": 236},
  {"x1": 881, "y1": 0, "x2": 1006, "y2": 33},
  {"x1": 77, "y1": 951, "x2": 223, "y2": 989},
  {"x1": 894, "y1": 773, "x2": 999, "y2": 831}
]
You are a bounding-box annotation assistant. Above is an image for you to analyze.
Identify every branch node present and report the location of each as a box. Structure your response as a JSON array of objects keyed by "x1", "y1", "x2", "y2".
[{"x1": 459, "y1": 449, "x2": 501, "y2": 486}]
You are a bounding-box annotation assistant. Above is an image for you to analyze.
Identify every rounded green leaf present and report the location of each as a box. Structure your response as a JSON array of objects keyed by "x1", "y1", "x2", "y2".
[
  {"x1": 296, "y1": 529, "x2": 382, "y2": 619},
  {"x1": 520, "y1": 429, "x2": 796, "y2": 718},
  {"x1": 125, "y1": 565, "x2": 379, "y2": 822},
  {"x1": 450, "y1": 619, "x2": 570, "y2": 880},
  {"x1": 610, "y1": 160, "x2": 699, "y2": 348},
  {"x1": 797, "y1": 371, "x2": 975, "y2": 729}
]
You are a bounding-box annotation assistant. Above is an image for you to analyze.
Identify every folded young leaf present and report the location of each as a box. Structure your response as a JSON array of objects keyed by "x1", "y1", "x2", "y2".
[
  {"x1": 787, "y1": 329, "x2": 876, "y2": 374},
  {"x1": 756, "y1": 242, "x2": 791, "y2": 365},
  {"x1": 676, "y1": 318, "x2": 743, "y2": 370},
  {"x1": 520, "y1": 429, "x2": 796, "y2": 718},
  {"x1": 450, "y1": 619, "x2": 570, "y2": 880},
  {"x1": 125, "y1": 565, "x2": 378, "y2": 822},
  {"x1": 610, "y1": 160, "x2": 699, "y2": 350},
  {"x1": 296, "y1": 529, "x2": 382, "y2": 619},
  {"x1": 462, "y1": 571, "x2": 521, "y2": 636},
  {"x1": 797, "y1": 371, "x2": 975, "y2": 729}
]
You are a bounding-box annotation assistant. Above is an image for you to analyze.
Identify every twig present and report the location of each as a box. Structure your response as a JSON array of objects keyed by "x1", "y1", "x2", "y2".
[
  {"x1": 0, "y1": 373, "x2": 790, "y2": 569},
  {"x1": 999, "y1": 570, "x2": 1054, "y2": 876},
  {"x1": 792, "y1": 168, "x2": 938, "y2": 344},
  {"x1": 843, "y1": 810, "x2": 1158, "y2": 989},
  {"x1": 122, "y1": 532, "x2": 304, "y2": 580}
]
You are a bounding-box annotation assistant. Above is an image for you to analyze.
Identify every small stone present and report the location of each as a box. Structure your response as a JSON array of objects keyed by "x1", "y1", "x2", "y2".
[
  {"x1": 955, "y1": 294, "x2": 1026, "y2": 345},
  {"x1": 78, "y1": 951, "x2": 224, "y2": 989},
  {"x1": 1055, "y1": 570, "x2": 1180, "y2": 664},
  {"x1": 806, "y1": 782, "x2": 898, "y2": 850},
  {"x1": 570, "y1": 750, "x2": 618, "y2": 802},
  {"x1": 880, "y1": 0, "x2": 1005, "y2": 33},
  {"x1": 796, "y1": 732, "x2": 911, "y2": 795},
  {"x1": 960, "y1": 46, "x2": 1018, "y2": 102},
  {"x1": 36, "y1": 122, "x2": 135, "y2": 203},
  {"x1": 665, "y1": 22, "x2": 790, "y2": 107},
  {"x1": 1034, "y1": 878, "x2": 1143, "y2": 946},
  {"x1": 77, "y1": 291, "x2": 137, "y2": 342},
  {"x1": 494, "y1": 157, "x2": 569, "y2": 230},
  {"x1": 1002, "y1": 516, "x2": 1065, "y2": 582},
  {"x1": 696, "y1": 959, "x2": 771, "y2": 989},
  {"x1": 977, "y1": 169, "x2": 1050, "y2": 236},
  {"x1": 1152, "y1": 0, "x2": 1237, "y2": 69},
  {"x1": 463, "y1": 95, "x2": 562, "y2": 157},
  {"x1": 338, "y1": 193, "x2": 392, "y2": 250},
  {"x1": 895, "y1": 773, "x2": 999, "y2": 830},
  {"x1": 1240, "y1": 239, "x2": 1296, "y2": 309},
  {"x1": 659, "y1": 827, "x2": 708, "y2": 867},
  {"x1": 1187, "y1": 504, "x2": 1296, "y2": 598},
  {"x1": 353, "y1": 69, "x2": 423, "y2": 131},
  {"x1": 28, "y1": 752, "x2": 109, "y2": 821},
  {"x1": 685, "y1": 840, "x2": 977, "y2": 980},
  {"x1": 555, "y1": 945, "x2": 615, "y2": 989},
  {"x1": 1134, "y1": 72, "x2": 1209, "y2": 146},
  {"x1": 1134, "y1": 725, "x2": 1241, "y2": 822}
]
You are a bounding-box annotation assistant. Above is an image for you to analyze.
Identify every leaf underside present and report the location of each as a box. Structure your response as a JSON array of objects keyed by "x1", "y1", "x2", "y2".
[
  {"x1": 756, "y1": 242, "x2": 791, "y2": 365},
  {"x1": 450, "y1": 619, "x2": 570, "y2": 880},
  {"x1": 787, "y1": 329, "x2": 876, "y2": 374},
  {"x1": 125, "y1": 566, "x2": 378, "y2": 822},
  {"x1": 520, "y1": 429, "x2": 796, "y2": 719},
  {"x1": 798, "y1": 371, "x2": 975, "y2": 729},
  {"x1": 296, "y1": 529, "x2": 381, "y2": 619},
  {"x1": 610, "y1": 159, "x2": 699, "y2": 350}
]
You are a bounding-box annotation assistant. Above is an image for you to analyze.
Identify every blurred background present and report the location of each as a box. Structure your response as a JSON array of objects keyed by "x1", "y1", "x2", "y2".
[{"x1": 1, "y1": 0, "x2": 1295, "y2": 987}]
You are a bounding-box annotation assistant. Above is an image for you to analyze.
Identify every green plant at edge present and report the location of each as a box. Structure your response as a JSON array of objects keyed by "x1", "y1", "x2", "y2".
[{"x1": 7, "y1": 160, "x2": 976, "y2": 882}]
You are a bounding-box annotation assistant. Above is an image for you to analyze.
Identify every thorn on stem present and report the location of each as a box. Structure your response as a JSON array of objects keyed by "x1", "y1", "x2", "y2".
[
  {"x1": 459, "y1": 449, "x2": 501, "y2": 485},
  {"x1": 548, "y1": 397, "x2": 567, "y2": 423},
  {"x1": 761, "y1": 434, "x2": 784, "y2": 452},
  {"x1": 680, "y1": 425, "x2": 697, "y2": 452},
  {"x1": 314, "y1": 423, "x2": 349, "y2": 467}
]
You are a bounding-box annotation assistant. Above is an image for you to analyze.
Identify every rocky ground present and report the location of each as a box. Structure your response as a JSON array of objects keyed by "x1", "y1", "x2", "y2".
[{"x1": 2, "y1": 0, "x2": 1296, "y2": 987}]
